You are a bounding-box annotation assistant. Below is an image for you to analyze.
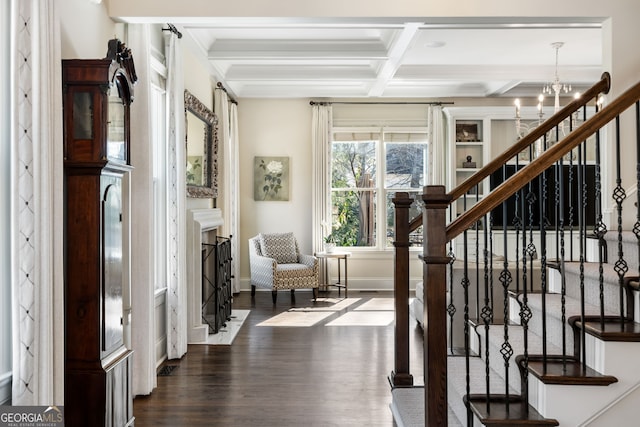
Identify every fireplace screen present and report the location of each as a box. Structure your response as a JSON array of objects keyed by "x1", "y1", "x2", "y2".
[{"x1": 202, "y1": 236, "x2": 233, "y2": 334}]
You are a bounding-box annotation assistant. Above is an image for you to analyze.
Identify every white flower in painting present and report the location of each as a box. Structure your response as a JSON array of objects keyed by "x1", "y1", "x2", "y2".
[
  {"x1": 266, "y1": 160, "x2": 283, "y2": 175},
  {"x1": 258, "y1": 158, "x2": 285, "y2": 200}
]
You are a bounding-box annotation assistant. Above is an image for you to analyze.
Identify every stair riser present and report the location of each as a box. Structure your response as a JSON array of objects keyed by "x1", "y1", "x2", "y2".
[
  {"x1": 509, "y1": 295, "x2": 576, "y2": 353},
  {"x1": 477, "y1": 327, "x2": 526, "y2": 394},
  {"x1": 548, "y1": 268, "x2": 623, "y2": 316},
  {"x1": 603, "y1": 232, "x2": 640, "y2": 273}
]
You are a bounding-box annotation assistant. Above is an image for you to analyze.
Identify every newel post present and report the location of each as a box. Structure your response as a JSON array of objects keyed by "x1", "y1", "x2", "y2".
[
  {"x1": 422, "y1": 185, "x2": 452, "y2": 426},
  {"x1": 390, "y1": 192, "x2": 413, "y2": 387}
]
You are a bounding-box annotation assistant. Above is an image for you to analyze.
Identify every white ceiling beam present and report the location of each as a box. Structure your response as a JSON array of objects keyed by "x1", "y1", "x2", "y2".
[
  {"x1": 224, "y1": 65, "x2": 376, "y2": 80},
  {"x1": 231, "y1": 81, "x2": 370, "y2": 98},
  {"x1": 487, "y1": 80, "x2": 526, "y2": 96},
  {"x1": 394, "y1": 64, "x2": 601, "y2": 82},
  {"x1": 208, "y1": 40, "x2": 388, "y2": 59},
  {"x1": 367, "y1": 22, "x2": 423, "y2": 97}
]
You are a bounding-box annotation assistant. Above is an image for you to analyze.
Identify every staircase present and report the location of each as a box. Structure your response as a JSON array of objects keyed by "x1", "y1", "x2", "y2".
[{"x1": 389, "y1": 73, "x2": 640, "y2": 426}]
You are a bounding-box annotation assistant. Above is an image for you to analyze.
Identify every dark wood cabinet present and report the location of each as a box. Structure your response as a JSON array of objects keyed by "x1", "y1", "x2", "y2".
[{"x1": 62, "y1": 40, "x2": 136, "y2": 427}]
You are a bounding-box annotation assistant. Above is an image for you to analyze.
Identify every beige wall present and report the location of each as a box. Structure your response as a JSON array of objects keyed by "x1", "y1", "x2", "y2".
[
  {"x1": 183, "y1": 48, "x2": 213, "y2": 116},
  {"x1": 184, "y1": 47, "x2": 216, "y2": 211},
  {"x1": 59, "y1": 0, "x2": 121, "y2": 58},
  {"x1": 238, "y1": 99, "x2": 314, "y2": 282}
]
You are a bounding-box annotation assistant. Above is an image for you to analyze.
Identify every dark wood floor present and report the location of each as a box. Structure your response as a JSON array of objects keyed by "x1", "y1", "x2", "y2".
[{"x1": 133, "y1": 290, "x2": 424, "y2": 426}]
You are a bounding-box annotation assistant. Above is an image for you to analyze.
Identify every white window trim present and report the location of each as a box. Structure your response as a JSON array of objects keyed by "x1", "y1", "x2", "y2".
[{"x1": 331, "y1": 125, "x2": 428, "y2": 252}]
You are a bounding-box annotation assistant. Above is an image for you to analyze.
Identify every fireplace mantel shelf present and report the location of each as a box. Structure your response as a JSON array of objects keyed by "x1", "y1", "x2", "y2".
[{"x1": 191, "y1": 208, "x2": 224, "y2": 231}]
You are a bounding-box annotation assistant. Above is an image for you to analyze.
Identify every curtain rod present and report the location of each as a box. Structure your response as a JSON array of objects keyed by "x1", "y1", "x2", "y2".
[
  {"x1": 309, "y1": 101, "x2": 454, "y2": 106},
  {"x1": 216, "y1": 82, "x2": 238, "y2": 105},
  {"x1": 162, "y1": 23, "x2": 182, "y2": 39}
]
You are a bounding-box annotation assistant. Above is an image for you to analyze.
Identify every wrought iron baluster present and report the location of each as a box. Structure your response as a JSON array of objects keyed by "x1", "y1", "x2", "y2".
[
  {"x1": 612, "y1": 115, "x2": 629, "y2": 328},
  {"x1": 593, "y1": 110, "x2": 607, "y2": 330},
  {"x1": 499, "y1": 172, "x2": 513, "y2": 413},
  {"x1": 448, "y1": 209, "x2": 457, "y2": 354},
  {"x1": 557, "y1": 132, "x2": 569, "y2": 367},
  {"x1": 577, "y1": 139, "x2": 587, "y2": 369},
  {"x1": 513, "y1": 159, "x2": 522, "y2": 295},
  {"x1": 568, "y1": 116, "x2": 575, "y2": 261},
  {"x1": 539, "y1": 133, "x2": 550, "y2": 362},
  {"x1": 519, "y1": 175, "x2": 535, "y2": 409},
  {"x1": 462, "y1": 229, "x2": 472, "y2": 426},
  {"x1": 475, "y1": 197, "x2": 481, "y2": 322},
  {"x1": 489, "y1": 214, "x2": 495, "y2": 323},
  {"x1": 482, "y1": 214, "x2": 492, "y2": 416}
]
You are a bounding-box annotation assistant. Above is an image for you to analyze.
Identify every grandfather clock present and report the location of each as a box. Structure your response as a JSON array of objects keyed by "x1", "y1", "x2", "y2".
[{"x1": 62, "y1": 40, "x2": 136, "y2": 427}]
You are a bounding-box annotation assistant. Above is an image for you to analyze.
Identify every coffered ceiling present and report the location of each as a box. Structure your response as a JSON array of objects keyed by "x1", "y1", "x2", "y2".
[{"x1": 178, "y1": 19, "x2": 603, "y2": 99}]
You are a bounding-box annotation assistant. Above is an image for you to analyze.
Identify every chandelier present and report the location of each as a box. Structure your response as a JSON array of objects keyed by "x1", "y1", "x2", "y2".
[
  {"x1": 514, "y1": 41, "x2": 581, "y2": 156},
  {"x1": 543, "y1": 42, "x2": 574, "y2": 113}
]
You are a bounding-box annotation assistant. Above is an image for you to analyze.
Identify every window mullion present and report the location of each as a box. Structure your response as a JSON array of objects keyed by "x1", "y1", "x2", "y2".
[{"x1": 378, "y1": 127, "x2": 387, "y2": 250}]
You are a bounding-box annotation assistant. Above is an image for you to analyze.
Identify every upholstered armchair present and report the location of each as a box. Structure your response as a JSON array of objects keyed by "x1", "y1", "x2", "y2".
[{"x1": 248, "y1": 232, "x2": 319, "y2": 303}]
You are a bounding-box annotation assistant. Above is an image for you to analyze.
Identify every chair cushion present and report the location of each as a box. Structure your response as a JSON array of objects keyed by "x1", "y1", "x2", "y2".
[{"x1": 259, "y1": 232, "x2": 298, "y2": 264}]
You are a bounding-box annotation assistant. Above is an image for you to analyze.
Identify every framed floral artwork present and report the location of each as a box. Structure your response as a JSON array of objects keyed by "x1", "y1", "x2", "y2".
[{"x1": 254, "y1": 156, "x2": 290, "y2": 201}]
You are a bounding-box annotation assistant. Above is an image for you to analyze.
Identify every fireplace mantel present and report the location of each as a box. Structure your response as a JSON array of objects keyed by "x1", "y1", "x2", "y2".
[{"x1": 187, "y1": 208, "x2": 224, "y2": 343}]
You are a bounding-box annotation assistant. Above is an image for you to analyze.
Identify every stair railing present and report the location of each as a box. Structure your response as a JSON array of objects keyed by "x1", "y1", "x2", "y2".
[{"x1": 393, "y1": 73, "x2": 640, "y2": 426}]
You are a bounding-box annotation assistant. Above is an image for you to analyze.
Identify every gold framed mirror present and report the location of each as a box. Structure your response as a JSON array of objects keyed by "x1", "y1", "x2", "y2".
[{"x1": 185, "y1": 89, "x2": 218, "y2": 198}]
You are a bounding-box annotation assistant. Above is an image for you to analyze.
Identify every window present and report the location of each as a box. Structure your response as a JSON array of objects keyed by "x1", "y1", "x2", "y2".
[
  {"x1": 151, "y1": 83, "x2": 168, "y2": 291},
  {"x1": 330, "y1": 127, "x2": 428, "y2": 249}
]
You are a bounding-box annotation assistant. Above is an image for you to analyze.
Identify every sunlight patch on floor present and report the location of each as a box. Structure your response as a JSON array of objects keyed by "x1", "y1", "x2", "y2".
[
  {"x1": 257, "y1": 310, "x2": 334, "y2": 327},
  {"x1": 326, "y1": 311, "x2": 394, "y2": 326},
  {"x1": 257, "y1": 297, "x2": 397, "y2": 327},
  {"x1": 353, "y1": 298, "x2": 395, "y2": 311}
]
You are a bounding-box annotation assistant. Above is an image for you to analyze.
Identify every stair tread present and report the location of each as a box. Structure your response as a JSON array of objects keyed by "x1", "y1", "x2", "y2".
[
  {"x1": 520, "y1": 354, "x2": 618, "y2": 386},
  {"x1": 465, "y1": 394, "x2": 559, "y2": 426},
  {"x1": 572, "y1": 316, "x2": 640, "y2": 341}
]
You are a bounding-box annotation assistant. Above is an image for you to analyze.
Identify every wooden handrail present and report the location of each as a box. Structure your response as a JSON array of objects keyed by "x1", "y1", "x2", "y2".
[
  {"x1": 448, "y1": 72, "x2": 610, "y2": 203},
  {"x1": 447, "y1": 74, "x2": 640, "y2": 241}
]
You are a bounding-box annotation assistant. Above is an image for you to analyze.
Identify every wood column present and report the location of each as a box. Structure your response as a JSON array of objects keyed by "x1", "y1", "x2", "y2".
[
  {"x1": 421, "y1": 185, "x2": 452, "y2": 426},
  {"x1": 389, "y1": 192, "x2": 413, "y2": 387}
]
